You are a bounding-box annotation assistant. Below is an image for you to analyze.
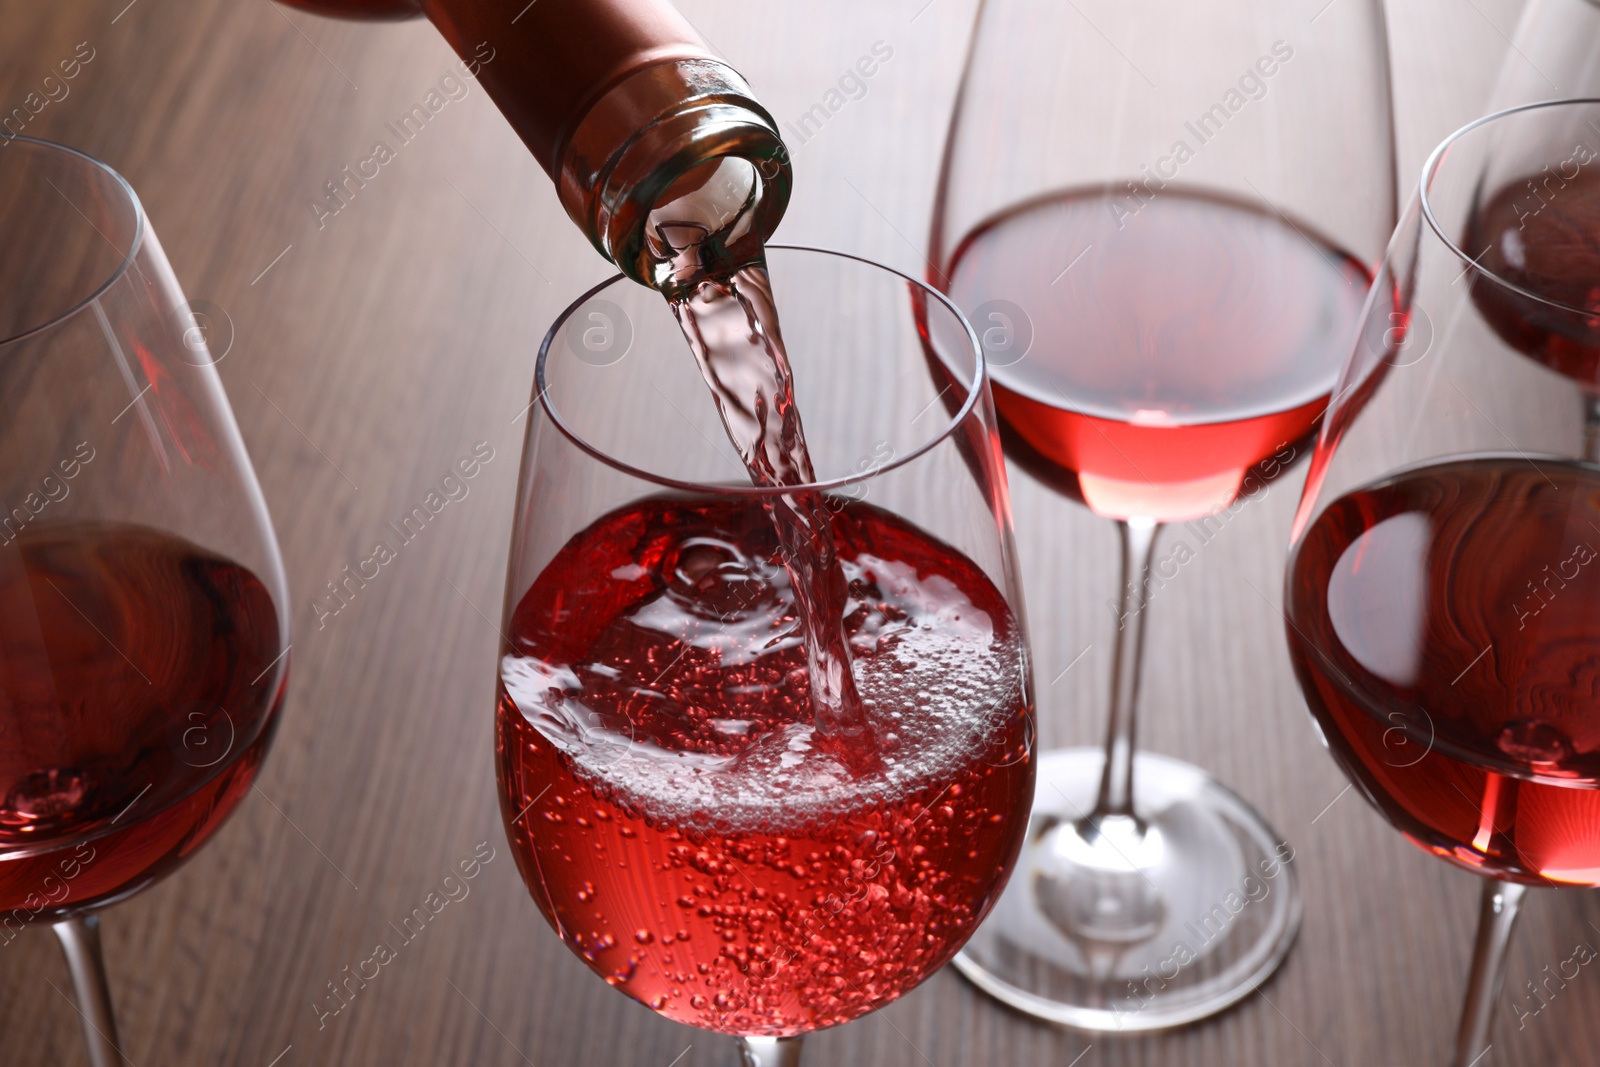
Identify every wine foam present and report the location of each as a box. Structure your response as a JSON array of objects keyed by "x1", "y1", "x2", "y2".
[{"x1": 502, "y1": 552, "x2": 1027, "y2": 835}]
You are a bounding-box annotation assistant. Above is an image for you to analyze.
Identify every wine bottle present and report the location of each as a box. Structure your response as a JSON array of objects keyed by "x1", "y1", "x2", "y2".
[{"x1": 277, "y1": 0, "x2": 791, "y2": 288}]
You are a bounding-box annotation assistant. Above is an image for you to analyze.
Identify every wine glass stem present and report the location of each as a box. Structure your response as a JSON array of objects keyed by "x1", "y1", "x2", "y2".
[
  {"x1": 1451, "y1": 879, "x2": 1527, "y2": 1067},
  {"x1": 52, "y1": 913, "x2": 130, "y2": 1067},
  {"x1": 737, "y1": 1036, "x2": 804, "y2": 1066},
  {"x1": 1091, "y1": 516, "x2": 1161, "y2": 820}
]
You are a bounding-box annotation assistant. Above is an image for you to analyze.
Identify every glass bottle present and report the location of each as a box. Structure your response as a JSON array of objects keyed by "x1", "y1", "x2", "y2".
[{"x1": 276, "y1": 0, "x2": 791, "y2": 288}]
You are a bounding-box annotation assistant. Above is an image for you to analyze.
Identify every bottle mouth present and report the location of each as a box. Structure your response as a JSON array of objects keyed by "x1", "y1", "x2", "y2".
[
  {"x1": 555, "y1": 58, "x2": 791, "y2": 289},
  {"x1": 641, "y1": 156, "x2": 770, "y2": 297}
]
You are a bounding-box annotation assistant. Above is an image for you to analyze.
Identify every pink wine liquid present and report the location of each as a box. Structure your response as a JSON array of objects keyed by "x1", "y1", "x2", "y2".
[
  {"x1": 946, "y1": 188, "x2": 1372, "y2": 521},
  {"x1": 0, "y1": 522, "x2": 283, "y2": 920},
  {"x1": 1286, "y1": 457, "x2": 1600, "y2": 884},
  {"x1": 496, "y1": 496, "x2": 1033, "y2": 1036},
  {"x1": 1469, "y1": 167, "x2": 1600, "y2": 387}
]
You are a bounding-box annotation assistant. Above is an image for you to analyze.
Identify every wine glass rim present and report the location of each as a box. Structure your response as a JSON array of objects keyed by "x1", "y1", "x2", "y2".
[
  {"x1": 1419, "y1": 98, "x2": 1600, "y2": 319},
  {"x1": 533, "y1": 243, "x2": 988, "y2": 498},
  {"x1": 0, "y1": 136, "x2": 145, "y2": 349}
]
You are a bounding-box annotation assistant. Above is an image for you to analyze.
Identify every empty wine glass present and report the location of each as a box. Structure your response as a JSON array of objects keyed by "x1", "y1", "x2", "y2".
[
  {"x1": 496, "y1": 246, "x2": 1034, "y2": 1065},
  {"x1": 0, "y1": 139, "x2": 290, "y2": 1067},
  {"x1": 1285, "y1": 99, "x2": 1600, "y2": 1066},
  {"x1": 930, "y1": 0, "x2": 1396, "y2": 1030}
]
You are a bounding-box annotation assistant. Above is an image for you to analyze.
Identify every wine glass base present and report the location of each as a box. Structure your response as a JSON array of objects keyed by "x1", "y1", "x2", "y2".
[{"x1": 953, "y1": 747, "x2": 1301, "y2": 1031}]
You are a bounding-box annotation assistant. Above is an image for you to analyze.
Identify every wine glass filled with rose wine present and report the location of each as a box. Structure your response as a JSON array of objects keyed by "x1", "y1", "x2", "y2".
[
  {"x1": 0, "y1": 138, "x2": 290, "y2": 1067},
  {"x1": 930, "y1": 0, "x2": 1396, "y2": 1031},
  {"x1": 496, "y1": 246, "x2": 1034, "y2": 1066},
  {"x1": 1286, "y1": 99, "x2": 1600, "y2": 1066}
]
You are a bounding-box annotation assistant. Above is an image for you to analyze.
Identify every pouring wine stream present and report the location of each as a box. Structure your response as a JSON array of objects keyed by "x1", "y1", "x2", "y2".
[{"x1": 646, "y1": 158, "x2": 874, "y2": 765}]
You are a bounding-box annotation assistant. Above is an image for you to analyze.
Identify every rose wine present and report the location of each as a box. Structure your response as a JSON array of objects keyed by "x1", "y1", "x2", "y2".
[
  {"x1": 1468, "y1": 166, "x2": 1600, "y2": 387},
  {"x1": 497, "y1": 495, "x2": 1033, "y2": 1036},
  {"x1": 1285, "y1": 457, "x2": 1600, "y2": 885},
  {"x1": 0, "y1": 522, "x2": 283, "y2": 921},
  {"x1": 945, "y1": 188, "x2": 1372, "y2": 521}
]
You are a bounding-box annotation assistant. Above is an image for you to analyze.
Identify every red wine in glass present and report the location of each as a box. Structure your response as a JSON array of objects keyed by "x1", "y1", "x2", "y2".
[
  {"x1": 1468, "y1": 165, "x2": 1600, "y2": 387},
  {"x1": 946, "y1": 188, "x2": 1373, "y2": 521},
  {"x1": 1285, "y1": 456, "x2": 1600, "y2": 885},
  {"x1": 496, "y1": 495, "x2": 1033, "y2": 1037},
  {"x1": 0, "y1": 522, "x2": 284, "y2": 919}
]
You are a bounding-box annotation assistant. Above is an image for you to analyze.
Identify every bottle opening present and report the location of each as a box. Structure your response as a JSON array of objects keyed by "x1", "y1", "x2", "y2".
[
  {"x1": 556, "y1": 57, "x2": 791, "y2": 290},
  {"x1": 644, "y1": 156, "x2": 765, "y2": 297}
]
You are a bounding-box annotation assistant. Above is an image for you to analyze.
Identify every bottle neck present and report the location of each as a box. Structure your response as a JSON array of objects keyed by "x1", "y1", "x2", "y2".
[
  {"x1": 420, "y1": 0, "x2": 791, "y2": 288},
  {"x1": 560, "y1": 59, "x2": 790, "y2": 290}
]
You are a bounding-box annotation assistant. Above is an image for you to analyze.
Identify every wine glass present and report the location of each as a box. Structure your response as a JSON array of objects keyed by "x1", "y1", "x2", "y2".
[
  {"x1": 497, "y1": 246, "x2": 1034, "y2": 1066},
  {"x1": 929, "y1": 0, "x2": 1396, "y2": 1029},
  {"x1": 1285, "y1": 98, "x2": 1600, "y2": 1066},
  {"x1": 0, "y1": 138, "x2": 290, "y2": 1067}
]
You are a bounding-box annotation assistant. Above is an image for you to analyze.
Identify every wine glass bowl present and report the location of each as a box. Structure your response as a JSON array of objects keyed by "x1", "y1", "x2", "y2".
[
  {"x1": 498, "y1": 247, "x2": 1035, "y2": 1060},
  {"x1": 1284, "y1": 99, "x2": 1600, "y2": 1065},
  {"x1": 930, "y1": 0, "x2": 1395, "y2": 1030},
  {"x1": 948, "y1": 187, "x2": 1373, "y2": 523},
  {"x1": 0, "y1": 137, "x2": 290, "y2": 1067}
]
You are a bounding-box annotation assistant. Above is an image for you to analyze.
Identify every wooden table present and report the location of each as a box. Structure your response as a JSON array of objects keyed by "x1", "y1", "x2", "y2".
[{"x1": 1, "y1": 1, "x2": 1592, "y2": 1064}]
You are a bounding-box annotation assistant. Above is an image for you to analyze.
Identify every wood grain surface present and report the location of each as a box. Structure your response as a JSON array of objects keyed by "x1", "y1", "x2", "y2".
[{"x1": 1, "y1": 1, "x2": 1593, "y2": 1065}]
